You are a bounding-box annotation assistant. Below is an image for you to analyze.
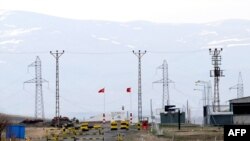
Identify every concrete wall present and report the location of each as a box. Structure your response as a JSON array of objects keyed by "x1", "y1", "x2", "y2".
[
  {"x1": 233, "y1": 115, "x2": 250, "y2": 125},
  {"x1": 209, "y1": 114, "x2": 233, "y2": 126}
]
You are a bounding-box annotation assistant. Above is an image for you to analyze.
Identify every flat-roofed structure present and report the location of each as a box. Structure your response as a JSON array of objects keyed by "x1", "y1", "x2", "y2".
[
  {"x1": 203, "y1": 105, "x2": 233, "y2": 126},
  {"x1": 229, "y1": 96, "x2": 250, "y2": 125}
]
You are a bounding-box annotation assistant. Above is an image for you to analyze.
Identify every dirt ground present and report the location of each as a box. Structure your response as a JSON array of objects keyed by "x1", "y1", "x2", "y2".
[
  {"x1": 24, "y1": 126, "x2": 224, "y2": 141},
  {"x1": 161, "y1": 126, "x2": 223, "y2": 141},
  {"x1": 25, "y1": 127, "x2": 53, "y2": 139},
  {"x1": 126, "y1": 126, "x2": 223, "y2": 141},
  {"x1": 126, "y1": 132, "x2": 168, "y2": 141}
]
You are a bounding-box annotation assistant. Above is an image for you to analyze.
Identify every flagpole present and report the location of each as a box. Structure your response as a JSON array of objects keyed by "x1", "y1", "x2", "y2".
[
  {"x1": 127, "y1": 87, "x2": 133, "y2": 124},
  {"x1": 99, "y1": 88, "x2": 106, "y2": 124},
  {"x1": 103, "y1": 90, "x2": 106, "y2": 124},
  {"x1": 104, "y1": 92, "x2": 106, "y2": 113},
  {"x1": 130, "y1": 93, "x2": 133, "y2": 124},
  {"x1": 130, "y1": 93, "x2": 132, "y2": 113}
]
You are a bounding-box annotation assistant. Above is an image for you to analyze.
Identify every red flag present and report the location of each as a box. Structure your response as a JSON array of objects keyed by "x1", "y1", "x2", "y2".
[
  {"x1": 126, "y1": 87, "x2": 131, "y2": 93},
  {"x1": 98, "y1": 88, "x2": 105, "y2": 93}
]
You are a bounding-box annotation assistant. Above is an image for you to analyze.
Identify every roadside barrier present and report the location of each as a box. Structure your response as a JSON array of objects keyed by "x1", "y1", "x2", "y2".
[{"x1": 46, "y1": 127, "x2": 104, "y2": 141}]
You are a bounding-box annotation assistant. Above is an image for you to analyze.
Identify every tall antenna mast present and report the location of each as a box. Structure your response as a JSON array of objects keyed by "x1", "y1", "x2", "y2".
[
  {"x1": 229, "y1": 72, "x2": 244, "y2": 98},
  {"x1": 133, "y1": 50, "x2": 146, "y2": 122},
  {"x1": 209, "y1": 48, "x2": 224, "y2": 112},
  {"x1": 153, "y1": 60, "x2": 173, "y2": 108},
  {"x1": 24, "y1": 56, "x2": 48, "y2": 120},
  {"x1": 50, "y1": 50, "x2": 64, "y2": 125}
]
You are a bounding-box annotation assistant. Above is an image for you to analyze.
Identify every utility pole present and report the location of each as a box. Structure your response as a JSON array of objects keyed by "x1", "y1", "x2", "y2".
[
  {"x1": 24, "y1": 56, "x2": 48, "y2": 120},
  {"x1": 229, "y1": 72, "x2": 244, "y2": 98},
  {"x1": 133, "y1": 50, "x2": 146, "y2": 122},
  {"x1": 195, "y1": 80, "x2": 212, "y2": 125},
  {"x1": 195, "y1": 80, "x2": 212, "y2": 106},
  {"x1": 209, "y1": 48, "x2": 224, "y2": 112},
  {"x1": 196, "y1": 80, "x2": 212, "y2": 106},
  {"x1": 153, "y1": 60, "x2": 174, "y2": 108},
  {"x1": 178, "y1": 109, "x2": 181, "y2": 130},
  {"x1": 186, "y1": 100, "x2": 190, "y2": 124},
  {"x1": 50, "y1": 50, "x2": 64, "y2": 126},
  {"x1": 150, "y1": 99, "x2": 154, "y2": 123}
]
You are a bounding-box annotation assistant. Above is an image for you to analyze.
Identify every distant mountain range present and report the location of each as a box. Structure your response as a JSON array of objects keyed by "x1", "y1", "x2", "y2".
[{"x1": 0, "y1": 11, "x2": 250, "y2": 124}]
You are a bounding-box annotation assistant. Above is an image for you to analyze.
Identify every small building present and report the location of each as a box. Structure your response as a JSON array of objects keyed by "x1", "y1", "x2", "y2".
[
  {"x1": 203, "y1": 105, "x2": 233, "y2": 126},
  {"x1": 160, "y1": 112, "x2": 185, "y2": 124},
  {"x1": 229, "y1": 96, "x2": 250, "y2": 125},
  {"x1": 209, "y1": 112, "x2": 233, "y2": 125}
]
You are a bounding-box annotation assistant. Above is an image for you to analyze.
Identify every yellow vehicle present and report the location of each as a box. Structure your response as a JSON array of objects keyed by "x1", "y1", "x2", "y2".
[
  {"x1": 81, "y1": 122, "x2": 89, "y2": 131},
  {"x1": 93, "y1": 124, "x2": 102, "y2": 130},
  {"x1": 137, "y1": 122, "x2": 141, "y2": 130},
  {"x1": 120, "y1": 121, "x2": 129, "y2": 130},
  {"x1": 110, "y1": 121, "x2": 118, "y2": 130}
]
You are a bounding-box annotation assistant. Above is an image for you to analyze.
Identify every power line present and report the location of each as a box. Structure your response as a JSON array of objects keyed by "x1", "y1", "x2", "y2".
[
  {"x1": 66, "y1": 51, "x2": 130, "y2": 55},
  {"x1": 172, "y1": 87, "x2": 187, "y2": 97},
  {"x1": 147, "y1": 49, "x2": 206, "y2": 54},
  {"x1": 0, "y1": 51, "x2": 48, "y2": 54},
  {"x1": 0, "y1": 49, "x2": 205, "y2": 55}
]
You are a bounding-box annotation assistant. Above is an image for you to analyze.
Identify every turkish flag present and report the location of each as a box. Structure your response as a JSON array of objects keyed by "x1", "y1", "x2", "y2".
[
  {"x1": 126, "y1": 87, "x2": 131, "y2": 93},
  {"x1": 98, "y1": 88, "x2": 105, "y2": 93}
]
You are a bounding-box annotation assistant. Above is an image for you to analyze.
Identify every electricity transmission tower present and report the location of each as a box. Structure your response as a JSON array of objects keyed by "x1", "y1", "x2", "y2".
[
  {"x1": 133, "y1": 50, "x2": 146, "y2": 122},
  {"x1": 229, "y1": 72, "x2": 244, "y2": 98},
  {"x1": 50, "y1": 50, "x2": 64, "y2": 124},
  {"x1": 24, "y1": 56, "x2": 48, "y2": 120},
  {"x1": 209, "y1": 48, "x2": 224, "y2": 112},
  {"x1": 153, "y1": 60, "x2": 174, "y2": 108}
]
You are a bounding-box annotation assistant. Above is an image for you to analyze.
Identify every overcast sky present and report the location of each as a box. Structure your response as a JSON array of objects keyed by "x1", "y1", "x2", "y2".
[{"x1": 1, "y1": 0, "x2": 250, "y2": 23}]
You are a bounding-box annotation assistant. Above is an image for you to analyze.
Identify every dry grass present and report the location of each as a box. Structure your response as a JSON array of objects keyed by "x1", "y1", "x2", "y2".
[
  {"x1": 126, "y1": 132, "x2": 170, "y2": 141},
  {"x1": 126, "y1": 126, "x2": 223, "y2": 141},
  {"x1": 24, "y1": 126, "x2": 224, "y2": 141},
  {"x1": 26, "y1": 127, "x2": 46, "y2": 139},
  {"x1": 25, "y1": 127, "x2": 58, "y2": 139},
  {"x1": 161, "y1": 126, "x2": 223, "y2": 141}
]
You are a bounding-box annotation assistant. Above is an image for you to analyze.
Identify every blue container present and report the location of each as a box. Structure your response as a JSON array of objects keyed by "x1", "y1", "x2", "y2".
[{"x1": 6, "y1": 125, "x2": 25, "y2": 139}]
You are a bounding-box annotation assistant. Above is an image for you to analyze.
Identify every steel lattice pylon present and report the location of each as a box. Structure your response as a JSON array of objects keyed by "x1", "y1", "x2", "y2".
[
  {"x1": 209, "y1": 48, "x2": 224, "y2": 112},
  {"x1": 50, "y1": 50, "x2": 64, "y2": 126},
  {"x1": 229, "y1": 72, "x2": 244, "y2": 98},
  {"x1": 24, "y1": 56, "x2": 48, "y2": 119},
  {"x1": 133, "y1": 50, "x2": 146, "y2": 122},
  {"x1": 153, "y1": 60, "x2": 174, "y2": 108}
]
